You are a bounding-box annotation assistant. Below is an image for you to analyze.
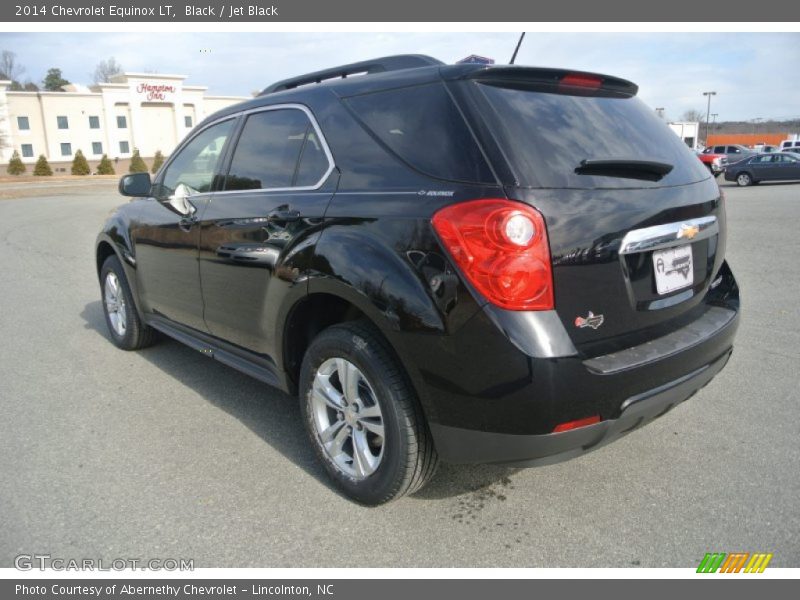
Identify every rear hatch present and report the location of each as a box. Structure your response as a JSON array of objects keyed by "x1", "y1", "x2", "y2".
[{"x1": 449, "y1": 67, "x2": 726, "y2": 354}]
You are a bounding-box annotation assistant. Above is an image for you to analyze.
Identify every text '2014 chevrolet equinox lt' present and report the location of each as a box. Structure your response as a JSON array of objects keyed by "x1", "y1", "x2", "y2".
[{"x1": 97, "y1": 55, "x2": 740, "y2": 504}]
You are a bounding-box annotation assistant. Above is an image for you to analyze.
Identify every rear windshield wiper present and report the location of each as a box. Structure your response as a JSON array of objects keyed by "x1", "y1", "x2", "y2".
[{"x1": 575, "y1": 159, "x2": 674, "y2": 182}]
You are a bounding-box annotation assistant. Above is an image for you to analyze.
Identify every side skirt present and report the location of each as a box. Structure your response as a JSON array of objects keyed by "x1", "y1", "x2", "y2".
[{"x1": 146, "y1": 315, "x2": 290, "y2": 394}]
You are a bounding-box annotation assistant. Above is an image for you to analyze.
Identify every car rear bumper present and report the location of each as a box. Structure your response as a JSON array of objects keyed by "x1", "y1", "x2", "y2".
[
  {"x1": 430, "y1": 347, "x2": 732, "y2": 465},
  {"x1": 412, "y1": 263, "x2": 740, "y2": 465}
]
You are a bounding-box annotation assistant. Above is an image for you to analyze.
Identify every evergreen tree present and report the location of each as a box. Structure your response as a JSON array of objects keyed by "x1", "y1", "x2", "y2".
[
  {"x1": 71, "y1": 149, "x2": 90, "y2": 175},
  {"x1": 43, "y1": 67, "x2": 70, "y2": 91},
  {"x1": 6, "y1": 150, "x2": 25, "y2": 175},
  {"x1": 128, "y1": 148, "x2": 148, "y2": 173},
  {"x1": 96, "y1": 154, "x2": 115, "y2": 175},
  {"x1": 151, "y1": 150, "x2": 165, "y2": 174},
  {"x1": 33, "y1": 155, "x2": 53, "y2": 176}
]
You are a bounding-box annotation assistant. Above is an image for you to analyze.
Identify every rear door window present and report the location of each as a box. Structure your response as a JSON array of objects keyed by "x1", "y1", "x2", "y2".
[
  {"x1": 345, "y1": 82, "x2": 494, "y2": 184},
  {"x1": 224, "y1": 108, "x2": 330, "y2": 191},
  {"x1": 471, "y1": 82, "x2": 709, "y2": 189}
]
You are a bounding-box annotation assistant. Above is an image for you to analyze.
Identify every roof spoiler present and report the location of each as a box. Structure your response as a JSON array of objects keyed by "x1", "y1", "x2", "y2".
[
  {"x1": 260, "y1": 54, "x2": 444, "y2": 95},
  {"x1": 461, "y1": 66, "x2": 639, "y2": 97}
]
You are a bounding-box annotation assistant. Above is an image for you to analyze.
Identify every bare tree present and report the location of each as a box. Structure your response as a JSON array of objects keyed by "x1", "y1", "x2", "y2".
[
  {"x1": 93, "y1": 57, "x2": 123, "y2": 83},
  {"x1": 681, "y1": 109, "x2": 706, "y2": 123},
  {"x1": 0, "y1": 50, "x2": 24, "y2": 82}
]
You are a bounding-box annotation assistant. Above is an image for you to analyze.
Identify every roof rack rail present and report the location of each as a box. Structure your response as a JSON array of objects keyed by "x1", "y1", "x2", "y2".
[{"x1": 260, "y1": 54, "x2": 444, "y2": 95}]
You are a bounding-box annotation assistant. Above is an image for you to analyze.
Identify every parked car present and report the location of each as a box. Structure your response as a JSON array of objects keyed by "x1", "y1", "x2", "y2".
[
  {"x1": 696, "y1": 151, "x2": 727, "y2": 175},
  {"x1": 96, "y1": 55, "x2": 740, "y2": 504},
  {"x1": 779, "y1": 139, "x2": 800, "y2": 152},
  {"x1": 702, "y1": 144, "x2": 755, "y2": 163},
  {"x1": 752, "y1": 144, "x2": 777, "y2": 153},
  {"x1": 724, "y1": 152, "x2": 800, "y2": 186}
]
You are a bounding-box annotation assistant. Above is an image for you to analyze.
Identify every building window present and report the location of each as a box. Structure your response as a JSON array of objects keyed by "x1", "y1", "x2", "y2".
[
  {"x1": 21, "y1": 144, "x2": 33, "y2": 158},
  {"x1": 184, "y1": 115, "x2": 193, "y2": 128},
  {"x1": 119, "y1": 141, "x2": 130, "y2": 154},
  {"x1": 89, "y1": 116, "x2": 100, "y2": 129},
  {"x1": 60, "y1": 143, "x2": 72, "y2": 156},
  {"x1": 92, "y1": 142, "x2": 103, "y2": 155},
  {"x1": 116, "y1": 115, "x2": 127, "y2": 129},
  {"x1": 17, "y1": 116, "x2": 30, "y2": 130},
  {"x1": 57, "y1": 116, "x2": 69, "y2": 129}
]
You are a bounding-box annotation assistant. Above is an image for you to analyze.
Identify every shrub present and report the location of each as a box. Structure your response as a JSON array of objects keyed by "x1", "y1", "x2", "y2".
[
  {"x1": 96, "y1": 154, "x2": 115, "y2": 175},
  {"x1": 151, "y1": 150, "x2": 165, "y2": 174},
  {"x1": 71, "y1": 149, "x2": 91, "y2": 175},
  {"x1": 6, "y1": 150, "x2": 26, "y2": 175},
  {"x1": 33, "y1": 154, "x2": 53, "y2": 176},
  {"x1": 128, "y1": 148, "x2": 148, "y2": 173}
]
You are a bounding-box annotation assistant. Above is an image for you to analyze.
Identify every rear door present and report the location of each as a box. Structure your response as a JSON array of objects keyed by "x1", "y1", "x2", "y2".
[
  {"x1": 776, "y1": 153, "x2": 800, "y2": 179},
  {"x1": 198, "y1": 105, "x2": 337, "y2": 357},
  {"x1": 453, "y1": 71, "x2": 725, "y2": 351}
]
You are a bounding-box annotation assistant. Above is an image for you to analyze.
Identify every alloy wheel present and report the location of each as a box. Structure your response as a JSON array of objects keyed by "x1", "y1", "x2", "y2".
[
  {"x1": 103, "y1": 272, "x2": 127, "y2": 337},
  {"x1": 310, "y1": 357, "x2": 385, "y2": 479}
]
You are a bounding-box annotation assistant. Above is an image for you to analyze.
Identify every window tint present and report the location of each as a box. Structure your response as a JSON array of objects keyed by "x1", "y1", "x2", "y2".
[
  {"x1": 714, "y1": 146, "x2": 725, "y2": 154},
  {"x1": 21, "y1": 144, "x2": 33, "y2": 158},
  {"x1": 345, "y1": 82, "x2": 494, "y2": 183},
  {"x1": 17, "y1": 116, "x2": 29, "y2": 130},
  {"x1": 475, "y1": 82, "x2": 708, "y2": 189},
  {"x1": 225, "y1": 109, "x2": 320, "y2": 191},
  {"x1": 779, "y1": 154, "x2": 796, "y2": 163},
  {"x1": 160, "y1": 118, "x2": 235, "y2": 197},
  {"x1": 754, "y1": 155, "x2": 772, "y2": 163},
  {"x1": 89, "y1": 116, "x2": 100, "y2": 129},
  {"x1": 57, "y1": 116, "x2": 68, "y2": 129},
  {"x1": 728, "y1": 146, "x2": 741, "y2": 153},
  {"x1": 295, "y1": 130, "x2": 330, "y2": 187}
]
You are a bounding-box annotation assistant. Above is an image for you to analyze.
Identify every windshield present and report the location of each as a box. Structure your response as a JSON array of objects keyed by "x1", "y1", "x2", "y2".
[{"x1": 472, "y1": 81, "x2": 710, "y2": 189}]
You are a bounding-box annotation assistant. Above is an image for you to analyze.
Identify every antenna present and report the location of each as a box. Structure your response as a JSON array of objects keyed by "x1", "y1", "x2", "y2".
[{"x1": 509, "y1": 32, "x2": 526, "y2": 65}]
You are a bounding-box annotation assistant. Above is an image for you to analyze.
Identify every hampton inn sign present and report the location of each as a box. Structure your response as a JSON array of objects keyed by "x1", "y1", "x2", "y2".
[{"x1": 0, "y1": 72, "x2": 247, "y2": 168}]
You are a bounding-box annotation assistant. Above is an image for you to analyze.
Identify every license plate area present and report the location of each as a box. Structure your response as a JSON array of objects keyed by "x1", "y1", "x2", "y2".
[{"x1": 652, "y1": 245, "x2": 693, "y2": 295}]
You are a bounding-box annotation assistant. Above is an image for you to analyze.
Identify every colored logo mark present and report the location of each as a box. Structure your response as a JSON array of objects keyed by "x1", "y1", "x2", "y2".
[{"x1": 697, "y1": 552, "x2": 773, "y2": 573}]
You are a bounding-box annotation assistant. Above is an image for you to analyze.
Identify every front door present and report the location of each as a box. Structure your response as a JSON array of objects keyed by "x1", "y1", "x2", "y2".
[
  {"x1": 198, "y1": 106, "x2": 337, "y2": 357},
  {"x1": 132, "y1": 117, "x2": 237, "y2": 331}
]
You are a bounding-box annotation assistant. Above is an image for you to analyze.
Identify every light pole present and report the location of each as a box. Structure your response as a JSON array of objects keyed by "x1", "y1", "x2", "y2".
[
  {"x1": 703, "y1": 91, "x2": 717, "y2": 145},
  {"x1": 655, "y1": 107, "x2": 665, "y2": 119}
]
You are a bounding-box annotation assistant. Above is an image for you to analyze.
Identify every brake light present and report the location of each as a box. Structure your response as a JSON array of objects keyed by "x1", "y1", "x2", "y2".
[
  {"x1": 560, "y1": 73, "x2": 603, "y2": 90},
  {"x1": 552, "y1": 415, "x2": 601, "y2": 433},
  {"x1": 431, "y1": 199, "x2": 554, "y2": 310}
]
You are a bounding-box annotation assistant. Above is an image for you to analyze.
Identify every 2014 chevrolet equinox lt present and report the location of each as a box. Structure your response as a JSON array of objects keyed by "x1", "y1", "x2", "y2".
[{"x1": 96, "y1": 55, "x2": 740, "y2": 504}]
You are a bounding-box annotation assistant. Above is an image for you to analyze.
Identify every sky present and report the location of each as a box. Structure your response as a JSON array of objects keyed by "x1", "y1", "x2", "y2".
[{"x1": 1, "y1": 32, "x2": 798, "y2": 122}]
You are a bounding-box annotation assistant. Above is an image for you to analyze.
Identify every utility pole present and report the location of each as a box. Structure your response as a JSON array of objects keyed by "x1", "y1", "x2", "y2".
[{"x1": 703, "y1": 91, "x2": 716, "y2": 145}]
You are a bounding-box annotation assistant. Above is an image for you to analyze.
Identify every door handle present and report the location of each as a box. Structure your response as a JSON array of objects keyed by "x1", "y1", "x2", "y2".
[
  {"x1": 267, "y1": 209, "x2": 302, "y2": 223},
  {"x1": 178, "y1": 215, "x2": 197, "y2": 232}
]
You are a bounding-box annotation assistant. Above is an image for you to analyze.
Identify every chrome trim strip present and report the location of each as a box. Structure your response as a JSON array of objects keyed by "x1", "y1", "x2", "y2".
[{"x1": 619, "y1": 216, "x2": 718, "y2": 255}]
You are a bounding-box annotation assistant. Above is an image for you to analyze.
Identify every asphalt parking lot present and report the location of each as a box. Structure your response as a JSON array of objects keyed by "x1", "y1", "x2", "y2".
[{"x1": 0, "y1": 177, "x2": 798, "y2": 568}]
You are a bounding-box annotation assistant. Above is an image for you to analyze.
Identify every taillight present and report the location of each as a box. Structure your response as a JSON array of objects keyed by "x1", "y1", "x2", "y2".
[
  {"x1": 431, "y1": 199, "x2": 554, "y2": 311},
  {"x1": 552, "y1": 415, "x2": 601, "y2": 433}
]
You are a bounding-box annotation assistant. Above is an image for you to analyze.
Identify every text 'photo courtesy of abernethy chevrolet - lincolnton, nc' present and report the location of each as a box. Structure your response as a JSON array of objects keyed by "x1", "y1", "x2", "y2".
[{"x1": 97, "y1": 55, "x2": 739, "y2": 504}]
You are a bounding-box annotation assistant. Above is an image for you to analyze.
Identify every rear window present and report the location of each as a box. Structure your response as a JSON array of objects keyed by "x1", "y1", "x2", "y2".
[
  {"x1": 474, "y1": 82, "x2": 710, "y2": 189},
  {"x1": 345, "y1": 82, "x2": 494, "y2": 184}
]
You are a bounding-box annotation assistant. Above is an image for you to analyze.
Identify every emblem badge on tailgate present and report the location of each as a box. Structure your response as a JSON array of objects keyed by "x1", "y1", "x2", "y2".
[
  {"x1": 677, "y1": 223, "x2": 700, "y2": 240},
  {"x1": 575, "y1": 311, "x2": 604, "y2": 330}
]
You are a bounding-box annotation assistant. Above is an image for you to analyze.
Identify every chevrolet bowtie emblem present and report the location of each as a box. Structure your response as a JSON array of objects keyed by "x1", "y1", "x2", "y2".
[{"x1": 678, "y1": 223, "x2": 700, "y2": 240}]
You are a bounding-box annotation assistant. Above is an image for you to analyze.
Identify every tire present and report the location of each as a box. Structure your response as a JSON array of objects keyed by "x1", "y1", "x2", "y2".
[
  {"x1": 736, "y1": 172, "x2": 753, "y2": 187},
  {"x1": 299, "y1": 320, "x2": 438, "y2": 504},
  {"x1": 100, "y1": 254, "x2": 157, "y2": 350}
]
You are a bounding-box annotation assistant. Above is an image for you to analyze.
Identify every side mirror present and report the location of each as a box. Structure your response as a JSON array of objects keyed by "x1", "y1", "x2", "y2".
[{"x1": 119, "y1": 172, "x2": 152, "y2": 197}]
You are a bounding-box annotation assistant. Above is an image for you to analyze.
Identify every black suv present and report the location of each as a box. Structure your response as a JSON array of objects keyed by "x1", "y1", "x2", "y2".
[{"x1": 97, "y1": 55, "x2": 740, "y2": 504}]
